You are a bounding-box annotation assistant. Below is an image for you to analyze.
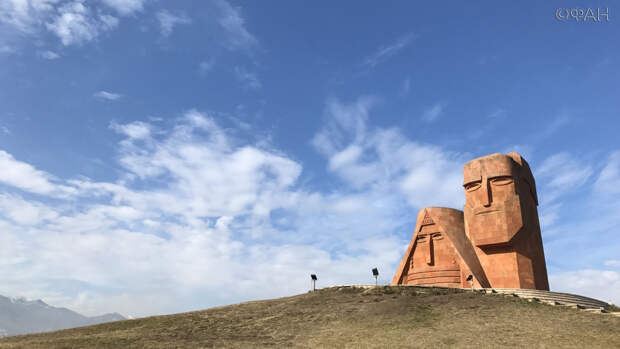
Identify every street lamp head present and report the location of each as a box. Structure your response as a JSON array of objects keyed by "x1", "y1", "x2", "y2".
[
  {"x1": 372, "y1": 268, "x2": 379, "y2": 276},
  {"x1": 311, "y1": 274, "x2": 317, "y2": 281}
]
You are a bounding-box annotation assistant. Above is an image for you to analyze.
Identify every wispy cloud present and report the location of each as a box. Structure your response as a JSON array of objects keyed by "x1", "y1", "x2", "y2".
[
  {"x1": 94, "y1": 90, "x2": 122, "y2": 101},
  {"x1": 215, "y1": 0, "x2": 258, "y2": 51},
  {"x1": 0, "y1": 150, "x2": 75, "y2": 197},
  {"x1": 199, "y1": 60, "x2": 214, "y2": 75},
  {"x1": 536, "y1": 152, "x2": 593, "y2": 200},
  {"x1": 45, "y1": 2, "x2": 119, "y2": 46},
  {"x1": 234, "y1": 66, "x2": 261, "y2": 89},
  {"x1": 550, "y1": 270, "x2": 620, "y2": 305},
  {"x1": 488, "y1": 108, "x2": 506, "y2": 119},
  {"x1": 534, "y1": 152, "x2": 593, "y2": 234},
  {"x1": 421, "y1": 103, "x2": 443, "y2": 122},
  {"x1": 39, "y1": 50, "x2": 60, "y2": 59},
  {"x1": 0, "y1": 102, "x2": 469, "y2": 318},
  {"x1": 1, "y1": 103, "x2": 619, "y2": 317},
  {"x1": 0, "y1": 0, "x2": 54, "y2": 34},
  {"x1": 502, "y1": 144, "x2": 533, "y2": 162},
  {"x1": 0, "y1": 45, "x2": 16, "y2": 55},
  {"x1": 0, "y1": 110, "x2": 407, "y2": 316},
  {"x1": 312, "y1": 96, "x2": 465, "y2": 208},
  {"x1": 594, "y1": 151, "x2": 620, "y2": 197},
  {"x1": 156, "y1": 9, "x2": 191, "y2": 37},
  {"x1": 110, "y1": 121, "x2": 151, "y2": 140},
  {"x1": 362, "y1": 33, "x2": 416, "y2": 68},
  {"x1": 605, "y1": 260, "x2": 620, "y2": 268},
  {"x1": 400, "y1": 78, "x2": 410, "y2": 96},
  {"x1": 0, "y1": 0, "x2": 136, "y2": 47},
  {"x1": 101, "y1": 0, "x2": 147, "y2": 16},
  {"x1": 539, "y1": 115, "x2": 570, "y2": 138}
]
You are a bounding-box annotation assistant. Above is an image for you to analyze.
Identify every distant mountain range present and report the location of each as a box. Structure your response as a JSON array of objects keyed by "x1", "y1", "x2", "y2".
[{"x1": 0, "y1": 295, "x2": 125, "y2": 337}]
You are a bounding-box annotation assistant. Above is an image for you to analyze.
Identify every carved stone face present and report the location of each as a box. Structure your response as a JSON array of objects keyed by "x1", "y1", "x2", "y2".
[
  {"x1": 411, "y1": 228, "x2": 444, "y2": 269},
  {"x1": 407, "y1": 221, "x2": 460, "y2": 285},
  {"x1": 463, "y1": 153, "x2": 524, "y2": 247}
]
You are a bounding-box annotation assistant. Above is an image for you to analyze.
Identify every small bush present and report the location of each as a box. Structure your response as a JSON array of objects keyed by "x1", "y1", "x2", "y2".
[{"x1": 607, "y1": 304, "x2": 620, "y2": 312}]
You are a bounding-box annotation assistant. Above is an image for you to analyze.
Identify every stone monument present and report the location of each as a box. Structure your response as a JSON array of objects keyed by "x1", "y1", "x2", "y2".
[{"x1": 392, "y1": 152, "x2": 549, "y2": 290}]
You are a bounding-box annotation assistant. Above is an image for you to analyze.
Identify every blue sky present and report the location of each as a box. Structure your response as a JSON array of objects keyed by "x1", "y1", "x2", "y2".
[{"x1": 0, "y1": 0, "x2": 619, "y2": 317}]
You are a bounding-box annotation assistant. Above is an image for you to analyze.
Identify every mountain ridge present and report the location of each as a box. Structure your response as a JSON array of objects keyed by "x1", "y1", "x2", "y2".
[{"x1": 0, "y1": 294, "x2": 125, "y2": 337}]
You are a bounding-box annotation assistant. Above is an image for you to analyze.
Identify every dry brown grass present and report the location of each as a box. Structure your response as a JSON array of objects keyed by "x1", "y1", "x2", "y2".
[{"x1": 1, "y1": 286, "x2": 619, "y2": 348}]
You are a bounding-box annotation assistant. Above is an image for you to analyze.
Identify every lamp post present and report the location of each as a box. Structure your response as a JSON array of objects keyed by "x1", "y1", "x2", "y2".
[
  {"x1": 310, "y1": 274, "x2": 317, "y2": 291},
  {"x1": 466, "y1": 274, "x2": 474, "y2": 291},
  {"x1": 372, "y1": 268, "x2": 379, "y2": 286}
]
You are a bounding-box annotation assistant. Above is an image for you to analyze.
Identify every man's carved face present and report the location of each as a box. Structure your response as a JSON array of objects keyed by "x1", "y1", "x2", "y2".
[{"x1": 463, "y1": 153, "x2": 523, "y2": 246}]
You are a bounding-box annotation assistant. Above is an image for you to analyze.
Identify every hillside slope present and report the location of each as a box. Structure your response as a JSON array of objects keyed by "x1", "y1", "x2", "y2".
[{"x1": 1, "y1": 286, "x2": 619, "y2": 348}]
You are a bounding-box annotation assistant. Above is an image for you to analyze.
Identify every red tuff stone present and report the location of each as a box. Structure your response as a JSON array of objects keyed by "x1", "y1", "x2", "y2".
[{"x1": 392, "y1": 152, "x2": 549, "y2": 291}]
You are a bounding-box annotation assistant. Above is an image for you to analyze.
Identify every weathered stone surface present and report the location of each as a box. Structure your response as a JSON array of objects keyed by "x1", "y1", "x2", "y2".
[
  {"x1": 391, "y1": 207, "x2": 490, "y2": 288},
  {"x1": 392, "y1": 152, "x2": 549, "y2": 291},
  {"x1": 463, "y1": 152, "x2": 548, "y2": 290}
]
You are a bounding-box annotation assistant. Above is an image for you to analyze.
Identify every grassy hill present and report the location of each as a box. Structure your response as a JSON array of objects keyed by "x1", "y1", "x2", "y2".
[{"x1": 1, "y1": 286, "x2": 619, "y2": 348}]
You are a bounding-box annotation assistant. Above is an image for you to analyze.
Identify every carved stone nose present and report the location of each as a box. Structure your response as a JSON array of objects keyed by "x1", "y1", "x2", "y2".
[
  {"x1": 426, "y1": 238, "x2": 433, "y2": 265},
  {"x1": 482, "y1": 180, "x2": 492, "y2": 207}
]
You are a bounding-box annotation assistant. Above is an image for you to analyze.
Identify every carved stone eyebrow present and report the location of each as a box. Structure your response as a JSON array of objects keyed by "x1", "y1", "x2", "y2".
[
  {"x1": 463, "y1": 162, "x2": 481, "y2": 186},
  {"x1": 482, "y1": 158, "x2": 514, "y2": 178},
  {"x1": 463, "y1": 175, "x2": 481, "y2": 187},
  {"x1": 486, "y1": 170, "x2": 514, "y2": 179}
]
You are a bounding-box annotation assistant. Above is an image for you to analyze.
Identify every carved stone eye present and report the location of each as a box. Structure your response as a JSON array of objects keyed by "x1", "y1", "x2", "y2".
[
  {"x1": 491, "y1": 176, "x2": 513, "y2": 186},
  {"x1": 416, "y1": 236, "x2": 427, "y2": 243},
  {"x1": 464, "y1": 181, "x2": 481, "y2": 192},
  {"x1": 431, "y1": 233, "x2": 443, "y2": 240}
]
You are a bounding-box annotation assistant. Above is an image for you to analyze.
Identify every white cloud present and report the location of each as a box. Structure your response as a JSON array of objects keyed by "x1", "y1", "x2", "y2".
[
  {"x1": 0, "y1": 193, "x2": 59, "y2": 225},
  {"x1": 94, "y1": 90, "x2": 121, "y2": 100},
  {"x1": 531, "y1": 152, "x2": 594, "y2": 233},
  {"x1": 156, "y1": 9, "x2": 190, "y2": 37},
  {"x1": 604, "y1": 260, "x2": 620, "y2": 268},
  {"x1": 0, "y1": 0, "x2": 129, "y2": 47},
  {"x1": 111, "y1": 120, "x2": 150, "y2": 140},
  {"x1": 0, "y1": 108, "x2": 422, "y2": 317},
  {"x1": 502, "y1": 144, "x2": 533, "y2": 162},
  {"x1": 421, "y1": 103, "x2": 443, "y2": 122},
  {"x1": 101, "y1": 0, "x2": 145, "y2": 16},
  {"x1": 536, "y1": 152, "x2": 592, "y2": 203},
  {"x1": 595, "y1": 151, "x2": 620, "y2": 196},
  {"x1": 363, "y1": 33, "x2": 415, "y2": 68},
  {"x1": 313, "y1": 97, "x2": 465, "y2": 208},
  {"x1": 535, "y1": 152, "x2": 620, "y2": 282},
  {"x1": 199, "y1": 59, "x2": 214, "y2": 75},
  {"x1": 215, "y1": 0, "x2": 258, "y2": 51},
  {"x1": 488, "y1": 108, "x2": 506, "y2": 119},
  {"x1": 39, "y1": 49, "x2": 59, "y2": 59},
  {"x1": 0, "y1": 150, "x2": 75, "y2": 196},
  {"x1": 312, "y1": 96, "x2": 373, "y2": 157},
  {"x1": 538, "y1": 203, "x2": 561, "y2": 232},
  {"x1": 234, "y1": 66, "x2": 261, "y2": 89},
  {"x1": 400, "y1": 78, "x2": 410, "y2": 96},
  {"x1": 2, "y1": 0, "x2": 256, "y2": 52},
  {"x1": 47, "y1": 2, "x2": 116, "y2": 45},
  {"x1": 1, "y1": 104, "x2": 618, "y2": 319},
  {"x1": 0, "y1": 0, "x2": 58, "y2": 34},
  {"x1": 0, "y1": 44, "x2": 17, "y2": 54},
  {"x1": 45, "y1": 1, "x2": 118, "y2": 46},
  {"x1": 550, "y1": 269, "x2": 620, "y2": 305}
]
